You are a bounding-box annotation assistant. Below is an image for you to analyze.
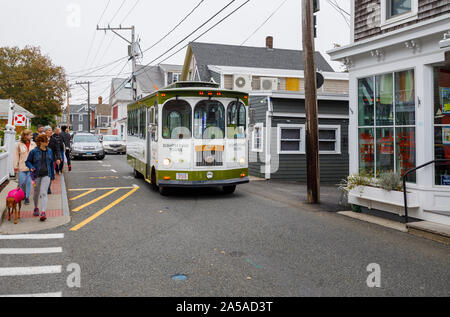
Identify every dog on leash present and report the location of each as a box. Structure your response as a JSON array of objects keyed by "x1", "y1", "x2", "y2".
[{"x1": 6, "y1": 188, "x2": 25, "y2": 225}]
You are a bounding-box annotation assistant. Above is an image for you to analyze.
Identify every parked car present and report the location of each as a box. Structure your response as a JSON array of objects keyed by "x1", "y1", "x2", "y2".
[
  {"x1": 102, "y1": 135, "x2": 126, "y2": 155},
  {"x1": 71, "y1": 133, "x2": 105, "y2": 160}
]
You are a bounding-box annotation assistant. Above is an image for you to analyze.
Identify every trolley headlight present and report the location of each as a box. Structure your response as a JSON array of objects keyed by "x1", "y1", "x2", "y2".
[
  {"x1": 239, "y1": 157, "x2": 246, "y2": 166},
  {"x1": 163, "y1": 158, "x2": 172, "y2": 167}
]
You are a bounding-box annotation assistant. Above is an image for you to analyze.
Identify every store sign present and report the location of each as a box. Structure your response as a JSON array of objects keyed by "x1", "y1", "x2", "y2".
[
  {"x1": 442, "y1": 175, "x2": 450, "y2": 186},
  {"x1": 441, "y1": 87, "x2": 450, "y2": 114}
]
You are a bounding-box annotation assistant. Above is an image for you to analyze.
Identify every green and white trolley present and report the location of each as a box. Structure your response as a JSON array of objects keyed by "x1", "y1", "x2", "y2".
[{"x1": 126, "y1": 81, "x2": 249, "y2": 195}]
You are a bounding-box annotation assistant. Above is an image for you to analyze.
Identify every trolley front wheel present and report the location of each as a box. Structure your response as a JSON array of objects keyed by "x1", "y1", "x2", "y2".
[{"x1": 223, "y1": 185, "x2": 236, "y2": 194}]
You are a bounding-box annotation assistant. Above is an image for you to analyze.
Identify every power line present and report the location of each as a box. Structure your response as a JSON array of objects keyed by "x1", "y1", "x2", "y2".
[
  {"x1": 107, "y1": 0, "x2": 251, "y2": 101},
  {"x1": 241, "y1": 0, "x2": 288, "y2": 45},
  {"x1": 109, "y1": 0, "x2": 127, "y2": 24},
  {"x1": 119, "y1": 0, "x2": 141, "y2": 24},
  {"x1": 141, "y1": 0, "x2": 205, "y2": 55},
  {"x1": 155, "y1": 0, "x2": 251, "y2": 66},
  {"x1": 329, "y1": 0, "x2": 349, "y2": 16},
  {"x1": 141, "y1": 0, "x2": 237, "y2": 68},
  {"x1": 327, "y1": 0, "x2": 350, "y2": 26},
  {"x1": 82, "y1": 0, "x2": 112, "y2": 71}
]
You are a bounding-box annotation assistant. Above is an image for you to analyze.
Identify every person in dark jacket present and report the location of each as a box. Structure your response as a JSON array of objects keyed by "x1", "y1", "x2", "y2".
[
  {"x1": 32, "y1": 125, "x2": 44, "y2": 142},
  {"x1": 52, "y1": 127, "x2": 66, "y2": 173},
  {"x1": 43, "y1": 126, "x2": 61, "y2": 194},
  {"x1": 26, "y1": 134, "x2": 55, "y2": 222},
  {"x1": 60, "y1": 126, "x2": 71, "y2": 172}
]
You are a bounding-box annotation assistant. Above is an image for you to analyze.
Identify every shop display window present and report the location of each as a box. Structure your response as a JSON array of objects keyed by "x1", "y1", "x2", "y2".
[
  {"x1": 433, "y1": 67, "x2": 450, "y2": 186},
  {"x1": 358, "y1": 69, "x2": 416, "y2": 182}
]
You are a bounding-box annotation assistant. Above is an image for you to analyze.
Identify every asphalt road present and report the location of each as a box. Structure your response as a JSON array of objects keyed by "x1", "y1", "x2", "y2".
[{"x1": 1, "y1": 154, "x2": 449, "y2": 297}]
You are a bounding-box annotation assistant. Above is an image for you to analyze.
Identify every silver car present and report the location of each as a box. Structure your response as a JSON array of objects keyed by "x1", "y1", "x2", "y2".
[
  {"x1": 102, "y1": 135, "x2": 126, "y2": 155},
  {"x1": 71, "y1": 133, "x2": 105, "y2": 160}
]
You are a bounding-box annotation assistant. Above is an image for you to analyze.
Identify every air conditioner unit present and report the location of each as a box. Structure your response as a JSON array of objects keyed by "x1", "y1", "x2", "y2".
[
  {"x1": 260, "y1": 77, "x2": 279, "y2": 91},
  {"x1": 233, "y1": 74, "x2": 252, "y2": 91}
]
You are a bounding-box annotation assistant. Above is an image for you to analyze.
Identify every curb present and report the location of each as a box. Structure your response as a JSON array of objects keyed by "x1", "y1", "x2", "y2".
[
  {"x1": 407, "y1": 222, "x2": 450, "y2": 245},
  {"x1": 60, "y1": 172, "x2": 70, "y2": 217},
  {"x1": 338, "y1": 210, "x2": 450, "y2": 245},
  {"x1": 337, "y1": 210, "x2": 408, "y2": 232}
]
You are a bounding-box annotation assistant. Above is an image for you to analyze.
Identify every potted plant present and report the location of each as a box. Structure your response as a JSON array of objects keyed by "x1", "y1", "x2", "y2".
[{"x1": 344, "y1": 171, "x2": 419, "y2": 215}]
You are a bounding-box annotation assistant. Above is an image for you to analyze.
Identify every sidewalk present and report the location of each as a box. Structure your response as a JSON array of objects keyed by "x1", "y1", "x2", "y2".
[
  {"x1": 0, "y1": 173, "x2": 70, "y2": 234},
  {"x1": 243, "y1": 179, "x2": 450, "y2": 245}
]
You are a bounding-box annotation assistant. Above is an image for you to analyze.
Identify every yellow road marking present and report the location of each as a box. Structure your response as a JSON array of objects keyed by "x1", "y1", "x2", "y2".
[
  {"x1": 72, "y1": 188, "x2": 120, "y2": 212},
  {"x1": 70, "y1": 186, "x2": 139, "y2": 231},
  {"x1": 70, "y1": 189, "x2": 96, "y2": 201},
  {"x1": 89, "y1": 176, "x2": 119, "y2": 180},
  {"x1": 69, "y1": 186, "x2": 136, "y2": 192}
]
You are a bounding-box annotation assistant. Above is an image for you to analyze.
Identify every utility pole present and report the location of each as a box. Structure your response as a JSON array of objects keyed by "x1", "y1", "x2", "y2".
[
  {"x1": 66, "y1": 90, "x2": 70, "y2": 130},
  {"x1": 75, "y1": 81, "x2": 91, "y2": 133},
  {"x1": 302, "y1": 0, "x2": 320, "y2": 204},
  {"x1": 97, "y1": 25, "x2": 138, "y2": 101}
]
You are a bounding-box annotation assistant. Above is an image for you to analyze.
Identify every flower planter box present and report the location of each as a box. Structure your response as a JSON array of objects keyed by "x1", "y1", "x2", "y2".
[{"x1": 348, "y1": 185, "x2": 419, "y2": 216}]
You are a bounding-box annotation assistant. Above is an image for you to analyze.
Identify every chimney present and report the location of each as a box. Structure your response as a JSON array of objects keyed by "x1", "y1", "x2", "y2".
[
  {"x1": 266, "y1": 36, "x2": 273, "y2": 50},
  {"x1": 98, "y1": 96, "x2": 103, "y2": 105}
]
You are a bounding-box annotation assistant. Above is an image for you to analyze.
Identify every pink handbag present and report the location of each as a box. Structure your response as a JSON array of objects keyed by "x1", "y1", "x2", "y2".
[{"x1": 7, "y1": 188, "x2": 25, "y2": 203}]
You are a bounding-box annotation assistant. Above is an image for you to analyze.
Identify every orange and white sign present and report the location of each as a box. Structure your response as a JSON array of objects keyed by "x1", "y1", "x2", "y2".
[{"x1": 14, "y1": 114, "x2": 26, "y2": 126}]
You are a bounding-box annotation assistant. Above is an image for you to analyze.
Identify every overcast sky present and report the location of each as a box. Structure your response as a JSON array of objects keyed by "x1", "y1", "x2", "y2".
[{"x1": 0, "y1": 0, "x2": 350, "y2": 105}]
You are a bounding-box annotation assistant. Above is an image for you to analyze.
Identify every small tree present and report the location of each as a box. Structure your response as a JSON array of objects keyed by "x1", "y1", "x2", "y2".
[{"x1": 0, "y1": 46, "x2": 68, "y2": 125}]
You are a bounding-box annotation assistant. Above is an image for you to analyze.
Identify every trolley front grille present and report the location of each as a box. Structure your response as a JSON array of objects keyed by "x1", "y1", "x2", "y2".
[{"x1": 196, "y1": 150, "x2": 223, "y2": 167}]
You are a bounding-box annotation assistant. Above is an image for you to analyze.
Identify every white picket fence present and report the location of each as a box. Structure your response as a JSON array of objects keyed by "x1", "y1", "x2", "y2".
[
  {"x1": 0, "y1": 100, "x2": 20, "y2": 186},
  {"x1": 0, "y1": 151, "x2": 9, "y2": 185}
]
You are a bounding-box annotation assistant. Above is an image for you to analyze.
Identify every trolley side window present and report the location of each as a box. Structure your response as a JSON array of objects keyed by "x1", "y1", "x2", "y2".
[
  {"x1": 227, "y1": 101, "x2": 246, "y2": 139},
  {"x1": 194, "y1": 100, "x2": 225, "y2": 139},
  {"x1": 162, "y1": 100, "x2": 192, "y2": 139}
]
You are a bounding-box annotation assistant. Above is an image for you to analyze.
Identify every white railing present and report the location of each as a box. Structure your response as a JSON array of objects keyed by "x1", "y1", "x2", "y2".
[
  {"x1": 0, "y1": 99, "x2": 19, "y2": 185},
  {"x1": 0, "y1": 151, "x2": 9, "y2": 185}
]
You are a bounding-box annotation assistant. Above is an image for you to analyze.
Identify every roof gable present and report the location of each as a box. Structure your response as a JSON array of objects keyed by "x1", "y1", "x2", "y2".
[{"x1": 190, "y1": 42, "x2": 334, "y2": 74}]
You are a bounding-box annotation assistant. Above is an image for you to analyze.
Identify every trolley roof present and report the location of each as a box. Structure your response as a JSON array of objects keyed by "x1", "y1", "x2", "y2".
[{"x1": 128, "y1": 81, "x2": 249, "y2": 110}]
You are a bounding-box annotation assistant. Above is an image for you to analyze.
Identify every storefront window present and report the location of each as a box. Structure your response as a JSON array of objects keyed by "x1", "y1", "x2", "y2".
[
  {"x1": 358, "y1": 70, "x2": 416, "y2": 181},
  {"x1": 395, "y1": 70, "x2": 415, "y2": 125},
  {"x1": 396, "y1": 127, "x2": 416, "y2": 182},
  {"x1": 359, "y1": 128, "x2": 374, "y2": 175},
  {"x1": 376, "y1": 73, "x2": 393, "y2": 126},
  {"x1": 433, "y1": 67, "x2": 450, "y2": 186},
  {"x1": 358, "y1": 77, "x2": 374, "y2": 126},
  {"x1": 376, "y1": 128, "x2": 394, "y2": 174}
]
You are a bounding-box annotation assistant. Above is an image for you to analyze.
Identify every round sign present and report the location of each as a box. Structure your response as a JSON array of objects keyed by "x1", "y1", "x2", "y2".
[
  {"x1": 14, "y1": 114, "x2": 26, "y2": 126},
  {"x1": 316, "y1": 72, "x2": 324, "y2": 89}
]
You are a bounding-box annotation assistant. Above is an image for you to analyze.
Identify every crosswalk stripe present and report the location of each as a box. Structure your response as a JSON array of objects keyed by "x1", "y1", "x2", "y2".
[
  {"x1": 0, "y1": 292, "x2": 62, "y2": 297},
  {"x1": 0, "y1": 247, "x2": 63, "y2": 255},
  {"x1": 0, "y1": 266, "x2": 62, "y2": 277},
  {"x1": 0, "y1": 234, "x2": 64, "y2": 240}
]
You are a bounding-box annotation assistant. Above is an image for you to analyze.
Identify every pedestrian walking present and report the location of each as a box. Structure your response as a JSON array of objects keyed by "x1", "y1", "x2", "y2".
[
  {"x1": 61, "y1": 126, "x2": 72, "y2": 172},
  {"x1": 52, "y1": 127, "x2": 65, "y2": 173},
  {"x1": 32, "y1": 125, "x2": 44, "y2": 142},
  {"x1": 13, "y1": 129, "x2": 36, "y2": 205},
  {"x1": 25, "y1": 134, "x2": 56, "y2": 222},
  {"x1": 43, "y1": 126, "x2": 61, "y2": 195}
]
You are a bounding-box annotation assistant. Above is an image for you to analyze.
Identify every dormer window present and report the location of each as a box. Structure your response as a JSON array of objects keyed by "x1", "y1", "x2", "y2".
[{"x1": 381, "y1": 0, "x2": 418, "y2": 29}]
